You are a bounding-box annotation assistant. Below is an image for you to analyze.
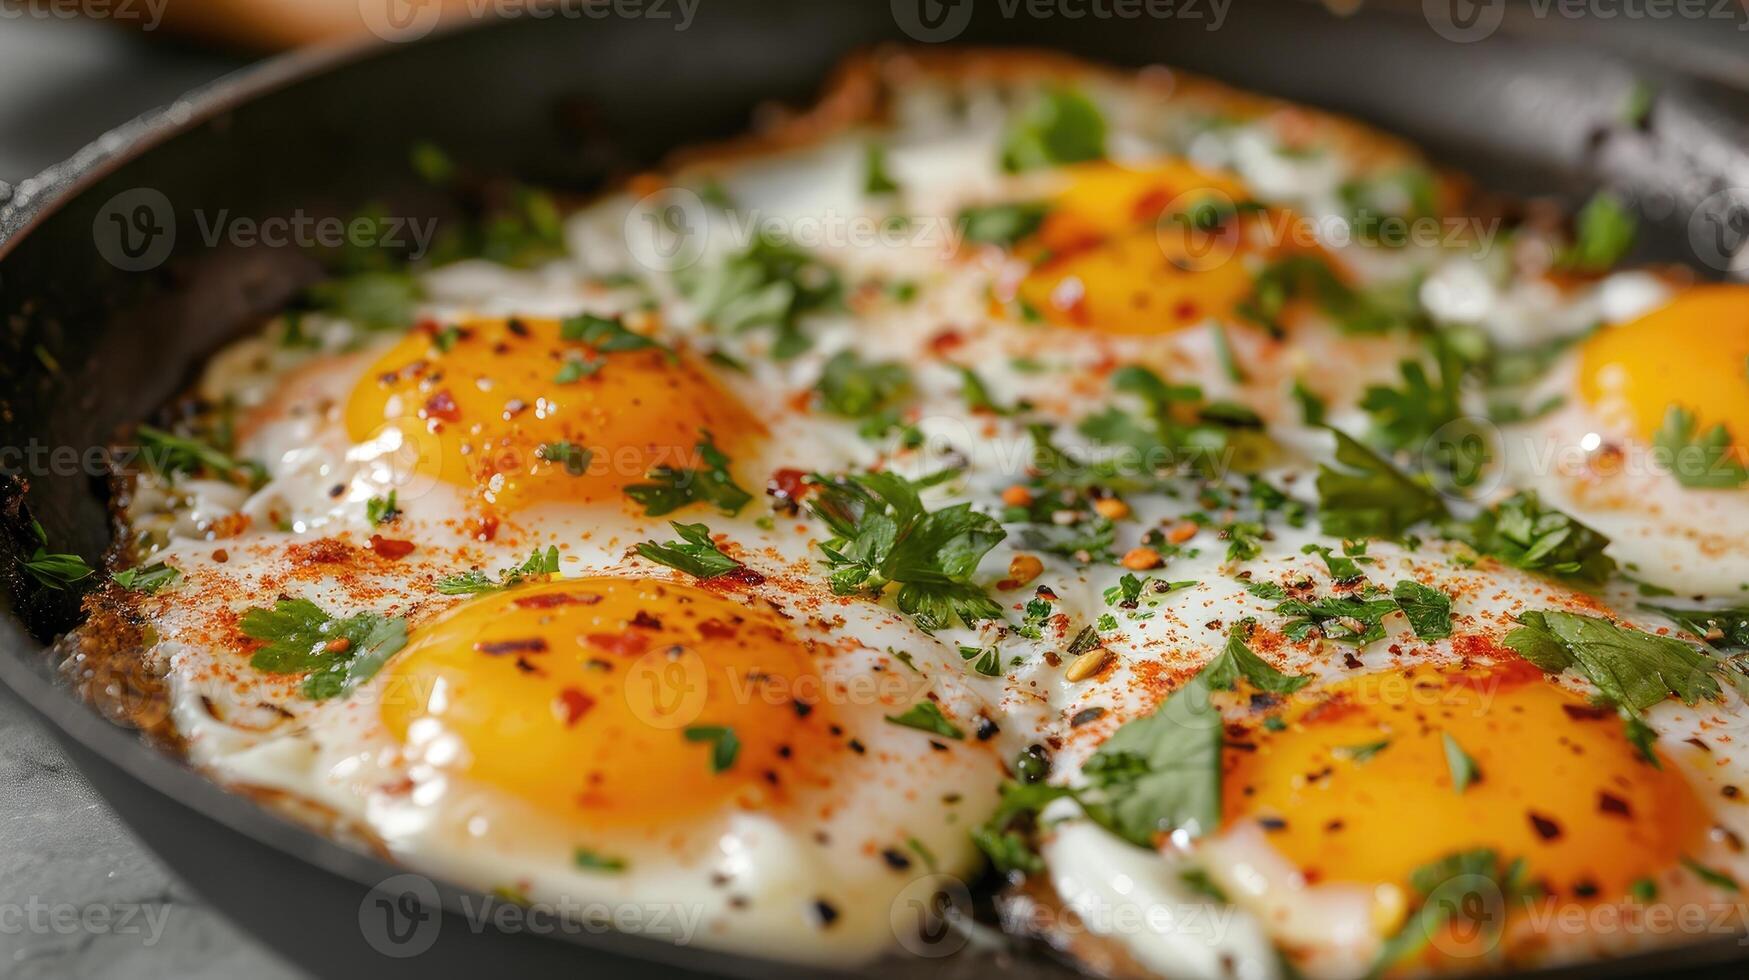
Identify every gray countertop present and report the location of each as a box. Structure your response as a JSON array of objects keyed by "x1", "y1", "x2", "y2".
[{"x1": 0, "y1": 16, "x2": 300, "y2": 979}]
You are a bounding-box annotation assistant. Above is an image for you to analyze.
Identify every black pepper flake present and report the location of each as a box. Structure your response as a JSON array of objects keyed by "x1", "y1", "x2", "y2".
[
  {"x1": 881, "y1": 848, "x2": 912, "y2": 871},
  {"x1": 1342, "y1": 652, "x2": 1364, "y2": 669},
  {"x1": 792, "y1": 701, "x2": 813, "y2": 719},
  {"x1": 1574, "y1": 880, "x2": 1599, "y2": 899},
  {"x1": 1258, "y1": 817, "x2": 1288, "y2": 832},
  {"x1": 928, "y1": 741, "x2": 949, "y2": 752},
  {"x1": 629, "y1": 610, "x2": 663, "y2": 630},
  {"x1": 1598, "y1": 792, "x2": 1632, "y2": 818},
  {"x1": 975, "y1": 716, "x2": 1000, "y2": 741},
  {"x1": 848, "y1": 739, "x2": 866, "y2": 755},
  {"x1": 507, "y1": 318, "x2": 530, "y2": 337},
  {"x1": 474, "y1": 638, "x2": 550, "y2": 656},
  {"x1": 1528, "y1": 812, "x2": 1563, "y2": 841},
  {"x1": 1070, "y1": 706, "x2": 1106, "y2": 727},
  {"x1": 1324, "y1": 819, "x2": 1345, "y2": 833},
  {"x1": 327, "y1": 484, "x2": 345, "y2": 498},
  {"x1": 1725, "y1": 785, "x2": 1742, "y2": 800},
  {"x1": 811, "y1": 900, "x2": 840, "y2": 928}
]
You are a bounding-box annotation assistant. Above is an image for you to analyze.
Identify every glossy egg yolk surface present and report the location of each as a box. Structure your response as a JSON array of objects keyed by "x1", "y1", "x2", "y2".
[
  {"x1": 1015, "y1": 161, "x2": 1301, "y2": 335},
  {"x1": 1222, "y1": 661, "x2": 1706, "y2": 904},
  {"x1": 381, "y1": 577, "x2": 835, "y2": 827},
  {"x1": 1578, "y1": 284, "x2": 1749, "y2": 459},
  {"x1": 345, "y1": 316, "x2": 761, "y2": 514}
]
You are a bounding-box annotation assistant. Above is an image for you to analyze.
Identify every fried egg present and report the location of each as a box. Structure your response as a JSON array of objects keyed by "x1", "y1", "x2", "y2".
[{"x1": 62, "y1": 48, "x2": 1749, "y2": 978}]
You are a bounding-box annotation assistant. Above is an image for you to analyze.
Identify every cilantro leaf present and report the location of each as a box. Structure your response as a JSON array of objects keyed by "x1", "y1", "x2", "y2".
[
  {"x1": 1202, "y1": 620, "x2": 1310, "y2": 694},
  {"x1": 623, "y1": 431, "x2": 751, "y2": 517},
  {"x1": 241, "y1": 597, "x2": 407, "y2": 700},
  {"x1": 1237, "y1": 255, "x2": 1425, "y2": 337},
  {"x1": 999, "y1": 88, "x2": 1106, "y2": 173},
  {"x1": 1442, "y1": 732, "x2": 1480, "y2": 793},
  {"x1": 1274, "y1": 587, "x2": 1400, "y2": 646},
  {"x1": 366, "y1": 491, "x2": 400, "y2": 526},
  {"x1": 813, "y1": 350, "x2": 913, "y2": 427},
  {"x1": 303, "y1": 270, "x2": 420, "y2": 332},
  {"x1": 537, "y1": 441, "x2": 594, "y2": 477},
  {"x1": 1315, "y1": 428, "x2": 1447, "y2": 540},
  {"x1": 1640, "y1": 603, "x2": 1749, "y2": 652},
  {"x1": 1653, "y1": 404, "x2": 1748, "y2": 488},
  {"x1": 1393, "y1": 580, "x2": 1454, "y2": 640},
  {"x1": 136, "y1": 424, "x2": 267, "y2": 489},
  {"x1": 635, "y1": 522, "x2": 742, "y2": 579},
  {"x1": 573, "y1": 849, "x2": 627, "y2": 874},
  {"x1": 973, "y1": 781, "x2": 1078, "y2": 874},
  {"x1": 862, "y1": 142, "x2": 900, "y2": 196}
]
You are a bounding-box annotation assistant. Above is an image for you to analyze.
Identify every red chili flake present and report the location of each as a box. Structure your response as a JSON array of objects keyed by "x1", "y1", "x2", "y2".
[
  {"x1": 554, "y1": 688, "x2": 595, "y2": 727},
  {"x1": 512, "y1": 592, "x2": 602, "y2": 609},
  {"x1": 324, "y1": 637, "x2": 352, "y2": 653},
  {"x1": 212, "y1": 549, "x2": 229, "y2": 563},
  {"x1": 468, "y1": 516, "x2": 500, "y2": 542},
  {"x1": 697, "y1": 618, "x2": 738, "y2": 639},
  {"x1": 766, "y1": 468, "x2": 809, "y2": 512},
  {"x1": 1598, "y1": 792, "x2": 1632, "y2": 818},
  {"x1": 474, "y1": 638, "x2": 550, "y2": 657},
  {"x1": 712, "y1": 566, "x2": 767, "y2": 587},
  {"x1": 424, "y1": 389, "x2": 461, "y2": 422},
  {"x1": 586, "y1": 632, "x2": 650, "y2": 656},
  {"x1": 926, "y1": 329, "x2": 965, "y2": 355},
  {"x1": 1131, "y1": 186, "x2": 1173, "y2": 223},
  {"x1": 414, "y1": 317, "x2": 441, "y2": 336},
  {"x1": 369, "y1": 535, "x2": 416, "y2": 559},
  {"x1": 629, "y1": 610, "x2": 663, "y2": 630},
  {"x1": 1173, "y1": 300, "x2": 1200, "y2": 323},
  {"x1": 1528, "y1": 812, "x2": 1564, "y2": 841}
]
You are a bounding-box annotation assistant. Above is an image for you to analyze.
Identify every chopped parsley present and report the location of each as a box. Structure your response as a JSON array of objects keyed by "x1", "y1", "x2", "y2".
[
  {"x1": 956, "y1": 201, "x2": 1051, "y2": 247},
  {"x1": 624, "y1": 432, "x2": 751, "y2": 516},
  {"x1": 1505, "y1": 610, "x2": 1725, "y2": 713},
  {"x1": 1442, "y1": 732, "x2": 1480, "y2": 793},
  {"x1": 862, "y1": 142, "x2": 900, "y2": 196},
  {"x1": 303, "y1": 269, "x2": 421, "y2": 332},
  {"x1": 136, "y1": 424, "x2": 267, "y2": 489},
  {"x1": 1558, "y1": 190, "x2": 1637, "y2": 274},
  {"x1": 885, "y1": 701, "x2": 964, "y2": 739},
  {"x1": 1682, "y1": 856, "x2": 1741, "y2": 892},
  {"x1": 20, "y1": 521, "x2": 93, "y2": 590},
  {"x1": 1203, "y1": 620, "x2": 1310, "y2": 694},
  {"x1": 813, "y1": 350, "x2": 915, "y2": 441},
  {"x1": 1392, "y1": 580, "x2": 1454, "y2": 640},
  {"x1": 573, "y1": 849, "x2": 628, "y2": 874},
  {"x1": 558, "y1": 312, "x2": 663, "y2": 353},
  {"x1": 1237, "y1": 255, "x2": 1425, "y2": 337},
  {"x1": 435, "y1": 547, "x2": 560, "y2": 595},
  {"x1": 112, "y1": 562, "x2": 181, "y2": 595},
  {"x1": 1460, "y1": 490, "x2": 1615, "y2": 585},
  {"x1": 1653, "y1": 405, "x2": 1748, "y2": 488},
  {"x1": 1315, "y1": 428, "x2": 1447, "y2": 540},
  {"x1": 241, "y1": 597, "x2": 407, "y2": 700},
  {"x1": 808, "y1": 470, "x2": 1006, "y2": 630},
  {"x1": 999, "y1": 87, "x2": 1106, "y2": 173},
  {"x1": 634, "y1": 522, "x2": 743, "y2": 579},
  {"x1": 1640, "y1": 603, "x2": 1749, "y2": 652},
  {"x1": 537, "y1": 441, "x2": 593, "y2": 477},
  {"x1": 676, "y1": 234, "x2": 842, "y2": 359},
  {"x1": 366, "y1": 491, "x2": 400, "y2": 526},
  {"x1": 682, "y1": 725, "x2": 741, "y2": 773},
  {"x1": 1274, "y1": 585, "x2": 1400, "y2": 646},
  {"x1": 958, "y1": 644, "x2": 1003, "y2": 677}
]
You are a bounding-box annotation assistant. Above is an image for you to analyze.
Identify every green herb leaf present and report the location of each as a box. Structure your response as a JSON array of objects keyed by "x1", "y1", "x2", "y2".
[
  {"x1": 956, "y1": 201, "x2": 1051, "y2": 246},
  {"x1": 20, "y1": 521, "x2": 94, "y2": 590},
  {"x1": 1682, "y1": 856, "x2": 1740, "y2": 892},
  {"x1": 885, "y1": 700, "x2": 965, "y2": 739},
  {"x1": 814, "y1": 350, "x2": 913, "y2": 421},
  {"x1": 136, "y1": 425, "x2": 267, "y2": 489},
  {"x1": 1393, "y1": 580, "x2": 1454, "y2": 640},
  {"x1": 303, "y1": 270, "x2": 420, "y2": 331},
  {"x1": 623, "y1": 431, "x2": 751, "y2": 516},
  {"x1": 559, "y1": 312, "x2": 662, "y2": 352},
  {"x1": 635, "y1": 522, "x2": 743, "y2": 579},
  {"x1": 1558, "y1": 191, "x2": 1637, "y2": 274},
  {"x1": 1080, "y1": 674, "x2": 1223, "y2": 845},
  {"x1": 1460, "y1": 490, "x2": 1616, "y2": 584},
  {"x1": 366, "y1": 491, "x2": 400, "y2": 526},
  {"x1": 1653, "y1": 404, "x2": 1748, "y2": 489},
  {"x1": 1203, "y1": 620, "x2": 1310, "y2": 694},
  {"x1": 573, "y1": 849, "x2": 627, "y2": 873},
  {"x1": 1504, "y1": 610, "x2": 1725, "y2": 713},
  {"x1": 675, "y1": 234, "x2": 842, "y2": 359},
  {"x1": 1315, "y1": 428, "x2": 1447, "y2": 540},
  {"x1": 683, "y1": 725, "x2": 742, "y2": 773},
  {"x1": 112, "y1": 562, "x2": 181, "y2": 595},
  {"x1": 1000, "y1": 88, "x2": 1107, "y2": 173},
  {"x1": 1442, "y1": 732, "x2": 1480, "y2": 793},
  {"x1": 242, "y1": 597, "x2": 407, "y2": 700},
  {"x1": 863, "y1": 142, "x2": 900, "y2": 196},
  {"x1": 435, "y1": 547, "x2": 560, "y2": 595},
  {"x1": 1640, "y1": 603, "x2": 1749, "y2": 652}
]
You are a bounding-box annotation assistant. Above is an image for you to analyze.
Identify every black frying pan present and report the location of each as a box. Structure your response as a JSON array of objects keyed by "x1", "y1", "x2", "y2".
[{"x1": 4, "y1": 2, "x2": 1749, "y2": 977}]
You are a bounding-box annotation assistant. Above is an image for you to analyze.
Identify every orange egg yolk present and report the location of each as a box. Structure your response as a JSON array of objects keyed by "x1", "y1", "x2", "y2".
[
  {"x1": 1222, "y1": 661, "x2": 1706, "y2": 904},
  {"x1": 344, "y1": 317, "x2": 761, "y2": 514},
  {"x1": 1014, "y1": 161, "x2": 1305, "y2": 335},
  {"x1": 381, "y1": 577, "x2": 836, "y2": 827},
  {"x1": 1578, "y1": 284, "x2": 1749, "y2": 457}
]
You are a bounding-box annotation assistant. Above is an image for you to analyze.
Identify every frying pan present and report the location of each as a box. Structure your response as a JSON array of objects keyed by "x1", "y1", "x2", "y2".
[{"x1": 4, "y1": 1, "x2": 1749, "y2": 977}]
